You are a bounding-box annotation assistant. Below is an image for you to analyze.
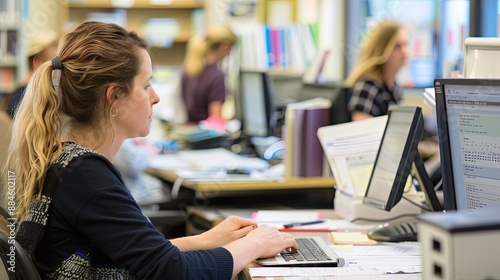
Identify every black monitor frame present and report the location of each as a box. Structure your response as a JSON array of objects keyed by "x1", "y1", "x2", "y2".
[
  {"x1": 363, "y1": 105, "x2": 442, "y2": 212},
  {"x1": 238, "y1": 70, "x2": 277, "y2": 138},
  {"x1": 434, "y1": 78, "x2": 457, "y2": 211}
]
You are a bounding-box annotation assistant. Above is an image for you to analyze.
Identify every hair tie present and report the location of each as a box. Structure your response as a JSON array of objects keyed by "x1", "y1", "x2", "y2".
[
  {"x1": 51, "y1": 56, "x2": 63, "y2": 93},
  {"x1": 51, "y1": 56, "x2": 62, "y2": 70}
]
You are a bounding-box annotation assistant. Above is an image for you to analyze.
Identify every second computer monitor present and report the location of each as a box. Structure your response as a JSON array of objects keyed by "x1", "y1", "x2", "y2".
[
  {"x1": 435, "y1": 78, "x2": 500, "y2": 211},
  {"x1": 363, "y1": 106, "x2": 425, "y2": 211},
  {"x1": 239, "y1": 70, "x2": 277, "y2": 137}
]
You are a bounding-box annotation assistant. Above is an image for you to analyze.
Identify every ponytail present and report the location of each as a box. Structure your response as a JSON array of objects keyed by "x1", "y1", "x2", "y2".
[
  {"x1": 7, "y1": 61, "x2": 63, "y2": 219},
  {"x1": 184, "y1": 35, "x2": 208, "y2": 77}
]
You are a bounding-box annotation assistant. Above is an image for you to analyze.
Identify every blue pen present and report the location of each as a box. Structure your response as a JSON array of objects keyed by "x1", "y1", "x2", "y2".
[{"x1": 283, "y1": 220, "x2": 324, "y2": 228}]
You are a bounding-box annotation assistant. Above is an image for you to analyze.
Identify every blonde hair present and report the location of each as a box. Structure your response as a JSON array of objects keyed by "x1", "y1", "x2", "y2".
[
  {"x1": 184, "y1": 24, "x2": 237, "y2": 77},
  {"x1": 7, "y1": 21, "x2": 148, "y2": 219},
  {"x1": 344, "y1": 20, "x2": 404, "y2": 86}
]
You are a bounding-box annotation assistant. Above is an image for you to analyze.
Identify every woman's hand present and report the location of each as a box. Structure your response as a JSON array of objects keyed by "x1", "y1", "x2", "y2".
[
  {"x1": 200, "y1": 215, "x2": 257, "y2": 248},
  {"x1": 243, "y1": 225, "x2": 298, "y2": 258},
  {"x1": 224, "y1": 224, "x2": 298, "y2": 278}
]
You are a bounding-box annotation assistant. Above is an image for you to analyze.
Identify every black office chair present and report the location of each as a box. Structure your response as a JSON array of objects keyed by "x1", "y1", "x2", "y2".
[{"x1": 0, "y1": 208, "x2": 41, "y2": 280}]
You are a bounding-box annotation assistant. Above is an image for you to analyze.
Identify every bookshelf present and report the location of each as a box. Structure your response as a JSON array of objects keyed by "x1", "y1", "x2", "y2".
[
  {"x1": 0, "y1": 0, "x2": 24, "y2": 95},
  {"x1": 63, "y1": 0, "x2": 205, "y2": 66}
]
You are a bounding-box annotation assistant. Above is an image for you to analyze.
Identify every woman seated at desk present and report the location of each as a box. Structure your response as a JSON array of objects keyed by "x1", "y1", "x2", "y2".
[
  {"x1": 344, "y1": 19, "x2": 409, "y2": 121},
  {"x1": 8, "y1": 21, "x2": 297, "y2": 279}
]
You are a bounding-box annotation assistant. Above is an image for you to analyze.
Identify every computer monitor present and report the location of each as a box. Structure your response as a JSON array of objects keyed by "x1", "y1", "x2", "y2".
[
  {"x1": 363, "y1": 105, "x2": 442, "y2": 212},
  {"x1": 463, "y1": 37, "x2": 500, "y2": 78},
  {"x1": 238, "y1": 70, "x2": 277, "y2": 137},
  {"x1": 435, "y1": 78, "x2": 500, "y2": 211}
]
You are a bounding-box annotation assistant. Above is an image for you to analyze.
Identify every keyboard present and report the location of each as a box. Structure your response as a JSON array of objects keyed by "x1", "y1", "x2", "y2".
[
  {"x1": 280, "y1": 238, "x2": 332, "y2": 262},
  {"x1": 254, "y1": 237, "x2": 344, "y2": 267}
]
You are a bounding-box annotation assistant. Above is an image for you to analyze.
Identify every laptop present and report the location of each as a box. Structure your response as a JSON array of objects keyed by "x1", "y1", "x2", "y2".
[{"x1": 254, "y1": 236, "x2": 345, "y2": 267}]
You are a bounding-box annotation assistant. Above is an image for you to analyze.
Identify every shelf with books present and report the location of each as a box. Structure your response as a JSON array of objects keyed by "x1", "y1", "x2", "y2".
[
  {"x1": 68, "y1": 0, "x2": 203, "y2": 9},
  {"x1": 65, "y1": 0, "x2": 205, "y2": 66},
  {"x1": 233, "y1": 22, "x2": 317, "y2": 73},
  {"x1": 0, "y1": 0, "x2": 23, "y2": 95}
]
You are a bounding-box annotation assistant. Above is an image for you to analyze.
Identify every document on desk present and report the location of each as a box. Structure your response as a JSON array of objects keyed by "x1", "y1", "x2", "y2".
[
  {"x1": 150, "y1": 148, "x2": 268, "y2": 171},
  {"x1": 248, "y1": 241, "x2": 422, "y2": 278},
  {"x1": 257, "y1": 275, "x2": 422, "y2": 280},
  {"x1": 248, "y1": 265, "x2": 422, "y2": 277},
  {"x1": 337, "y1": 243, "x2": 422, "y2": 268},
  {"x1": 317, "y1": 116, "x2": 387, "y2": 196},
  {"x1": 250, "y1": 211, "x2": 376, "y2": 231}
]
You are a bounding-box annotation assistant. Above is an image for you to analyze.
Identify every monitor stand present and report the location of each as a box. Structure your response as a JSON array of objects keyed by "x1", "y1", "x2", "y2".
[
  {"x1": 412, "y1": 152, "x2": 443, "y2": 212},
  {"x1": 367, "y1": 152, "x2": 443, "y2": 242}
]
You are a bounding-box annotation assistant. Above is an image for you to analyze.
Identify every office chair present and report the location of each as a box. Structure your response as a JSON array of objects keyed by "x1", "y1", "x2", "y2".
[{"x1": 0, "y1": 207, "x2": 41, "y2": 280}]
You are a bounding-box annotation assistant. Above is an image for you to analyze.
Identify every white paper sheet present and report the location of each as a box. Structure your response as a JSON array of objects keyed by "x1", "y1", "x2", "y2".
[{"x1": 317, "y1": 116, "x2": 388, "y2": 196}]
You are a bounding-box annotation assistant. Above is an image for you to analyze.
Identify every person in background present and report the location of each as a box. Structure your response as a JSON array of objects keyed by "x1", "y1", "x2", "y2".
[
  {"x1": 181, "y1": 24, "x2": 237, "y2": 124},
  {"x1": 6, "y1": 30, "x2": 58, "y2": 118},
  {"x1": 344, "y1": 19, "x2": 409, "y2": 121},
  {"x1": 7, "y1": 21, "x2": 296, "y2": 279}
]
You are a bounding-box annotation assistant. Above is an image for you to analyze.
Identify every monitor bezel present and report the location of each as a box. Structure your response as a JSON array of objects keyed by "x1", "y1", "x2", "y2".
[{"x1": 363, "y1": 106, "x2": 424, "y2": 211}]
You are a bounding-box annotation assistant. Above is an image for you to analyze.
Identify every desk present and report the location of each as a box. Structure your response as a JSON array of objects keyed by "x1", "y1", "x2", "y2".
[
  {"x1": 147, "y1": 167, "x2": 336, "y2": 208},
  {"x1": 184, "y1": 207, "x2": 422, "y2": 279}
]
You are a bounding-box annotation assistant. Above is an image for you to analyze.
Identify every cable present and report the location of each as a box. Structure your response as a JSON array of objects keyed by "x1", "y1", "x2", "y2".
[
  {"x1": 434, "y1": 178, "x2": 443, "y2": 191},
  {"x1": 402, "y1": 195, "x2": 432, "y2": 212},
  {"x1": 350, "y1": 213, "x2": 419, "y2": 224}
]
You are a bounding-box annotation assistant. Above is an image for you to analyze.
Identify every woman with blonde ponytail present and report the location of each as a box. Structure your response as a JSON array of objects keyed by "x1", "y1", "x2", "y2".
[
  {"x1": 7, "y1": 21, "x2": 296, "y2": 280},
  {"x1": 345, "y1": 19, "x2": 409, "y2": 121},
  {"x1": 181, "y1": 24, "x2": 237, "y2": 123}
]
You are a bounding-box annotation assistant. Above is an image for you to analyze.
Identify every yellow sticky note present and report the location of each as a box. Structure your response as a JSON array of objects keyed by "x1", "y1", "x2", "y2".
[{"x1": 329, "y1": 232, "x2": 378, "y2": 245}]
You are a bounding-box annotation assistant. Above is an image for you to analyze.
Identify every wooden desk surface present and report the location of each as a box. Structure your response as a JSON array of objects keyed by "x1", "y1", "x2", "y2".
[{"x1": 147, "y1": 168, "x2": 336, "y2": 194}]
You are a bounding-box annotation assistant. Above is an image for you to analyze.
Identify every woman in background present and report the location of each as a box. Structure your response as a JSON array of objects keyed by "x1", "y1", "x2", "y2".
[
  {"x1": 181, "y1": 24, "x2": 237, "y2": 124},
  {"x1": 344, "y1": 19, "x2": 409, "y2": 121},
  {"x1": 7, "y1": 21, "x2": 296, "y2": 279},
  {"x1": 7, "y1": 30, "x2": 59, "y2": 118}
]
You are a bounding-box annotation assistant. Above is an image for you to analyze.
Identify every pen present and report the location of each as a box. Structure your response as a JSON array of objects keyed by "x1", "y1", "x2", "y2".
[{"x1": 283, "y1": 220, "x2": 324, "y2": 228}]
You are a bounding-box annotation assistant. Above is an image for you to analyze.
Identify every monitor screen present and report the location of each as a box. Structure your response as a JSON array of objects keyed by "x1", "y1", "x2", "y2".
[
  {"x1": 239, "y1": 71, "x2": 276, "y2": 137},
  {"x1": 363, "y1": 106, "x2": 424, "y2": 211},
  {"x1": 435, "y1": 78, "x2": 500, "y2": 211}
]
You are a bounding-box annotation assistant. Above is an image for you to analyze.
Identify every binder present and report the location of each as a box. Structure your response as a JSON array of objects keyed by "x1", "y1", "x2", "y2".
[{"x1": 284, "y1": 98, "x2": 331, "y2": 177}]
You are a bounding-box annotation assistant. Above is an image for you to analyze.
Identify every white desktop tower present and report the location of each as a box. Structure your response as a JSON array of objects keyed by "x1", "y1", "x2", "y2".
[{"x1": 418, "y1": 210, "x2": 500, "y2": 280}]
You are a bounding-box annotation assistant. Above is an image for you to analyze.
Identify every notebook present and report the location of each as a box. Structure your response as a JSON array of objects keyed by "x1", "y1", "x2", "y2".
[{"x1": 254, "y1": 237, "x2": 345, "y2": 267}]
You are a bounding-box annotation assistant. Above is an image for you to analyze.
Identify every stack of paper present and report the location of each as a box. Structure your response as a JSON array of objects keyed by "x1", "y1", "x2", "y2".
[
  {"x1": 422, "y1": 87, "x2": 435, "y2": 109},
  {"x1": 317, "y1": 116, "x2": 388, "y2": 196},
  {"x1": 149, "y1": 148, "x2": 269, "y2": 173}
]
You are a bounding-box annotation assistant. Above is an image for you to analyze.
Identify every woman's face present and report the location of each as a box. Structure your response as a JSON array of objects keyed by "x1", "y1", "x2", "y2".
[
  {"x1": 112, "y1": 49, "x2": 160, "y2": 139},
  {"x1": 386, "y1": 29, "x2": 409, "y2": 72}
]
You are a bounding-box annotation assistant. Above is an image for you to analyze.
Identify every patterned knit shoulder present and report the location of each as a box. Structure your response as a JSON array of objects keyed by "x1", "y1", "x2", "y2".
[{"x1": 15, "y1": 142, "x2": 135, "y2": 279}]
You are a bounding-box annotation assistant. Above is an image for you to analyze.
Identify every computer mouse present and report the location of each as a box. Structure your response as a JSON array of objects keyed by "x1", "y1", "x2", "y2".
[{"x1": 367, "y1": 221, "x2": 418, "y2": 242}]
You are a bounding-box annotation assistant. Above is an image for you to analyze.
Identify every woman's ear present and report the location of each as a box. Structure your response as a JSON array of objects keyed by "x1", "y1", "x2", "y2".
[{"x1": 106, "y1": 85, "x2": 118, "y2": 106}]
